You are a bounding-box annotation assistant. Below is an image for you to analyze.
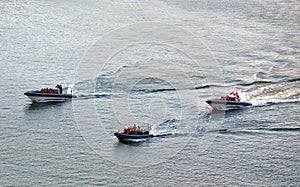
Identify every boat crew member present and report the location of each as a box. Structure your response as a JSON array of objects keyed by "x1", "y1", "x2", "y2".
[
  {"x1": 235, "y1": 92, "x2": 241, "y2": 101},
  {"x1": 132, "y1": 124, "x2": 137, "y2": 131},
  {"x1": 56, "y1": 84, "x2": 63, "y2": 94}
]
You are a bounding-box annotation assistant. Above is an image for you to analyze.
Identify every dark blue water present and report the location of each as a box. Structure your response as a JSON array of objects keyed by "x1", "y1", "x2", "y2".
[{"x1": 1, "y1": 0, "x2": 299, "y2": 186}]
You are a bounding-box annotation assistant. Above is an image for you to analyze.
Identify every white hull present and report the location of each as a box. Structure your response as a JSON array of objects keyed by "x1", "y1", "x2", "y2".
[
  {"x1": 24, "y1": 90, "x2": 73, "y2": 102},
  {"x1": 26, "y1": 95, "x2": 70, "y2": 102},
  {"x1": 209, "y1": 103, "x2": 244, "y2": 110},
  {"x1": 206, "y1": 99, "x2": 252, "y2": 111}
]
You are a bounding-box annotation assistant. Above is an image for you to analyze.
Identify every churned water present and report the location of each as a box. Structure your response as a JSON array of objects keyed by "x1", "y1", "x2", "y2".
[{"x1": 1, "y1": 0, "x2": 299, "y2": 186}]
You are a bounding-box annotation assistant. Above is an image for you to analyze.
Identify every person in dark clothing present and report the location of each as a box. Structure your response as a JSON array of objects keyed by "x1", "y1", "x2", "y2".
[{"x1": 56, "y1": 84, "x2": 63, "y2": 94}]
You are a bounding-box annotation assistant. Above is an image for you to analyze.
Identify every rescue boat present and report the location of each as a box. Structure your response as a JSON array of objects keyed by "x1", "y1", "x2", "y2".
[
  {"x1": 206, "y1": 91, "x2": 252, "y2": 110},
  {"x1": 24, "y1": 85, "x2": 74, "y2": 102}
]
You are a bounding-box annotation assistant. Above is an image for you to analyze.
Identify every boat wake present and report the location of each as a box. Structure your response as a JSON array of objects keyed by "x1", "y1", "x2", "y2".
[
  {"x1": 150, "y1": 119, "x2": 179, "y2": 136},
  {"x1": 73, "y1": 93, "x2": 112, "y2": 100},
  {"x1": 250, "y1": 98, "x2": 299, "y2": 107},
  {"x1": 123, "y1": 138, "x2": 148, "y2": 143},
  {"x1": 246, "y1": 81, "x2": 300, "y2": 107}
]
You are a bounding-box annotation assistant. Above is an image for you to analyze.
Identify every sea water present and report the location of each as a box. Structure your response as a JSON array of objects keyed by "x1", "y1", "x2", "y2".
[{"x1": 1, "y1": 0, "x2": 299, "y2": 186}]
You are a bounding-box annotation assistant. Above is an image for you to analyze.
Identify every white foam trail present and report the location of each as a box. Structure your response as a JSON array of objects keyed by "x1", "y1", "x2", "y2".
[
  {"x1": 128, "y1": 139, "x2": 147, "y2": 143},
  {"x1": 250, "y1": 98, "x2": 299, "y2": 107},
  {"x1": 150, "y1": 126, "x2": 175, "y2": 136},
  {"x1": 239, "y1": 91, "x2": 251, "y2": 102},
  {"x1": 151, "y1": 130, "x2": 175, "y2": 136}
]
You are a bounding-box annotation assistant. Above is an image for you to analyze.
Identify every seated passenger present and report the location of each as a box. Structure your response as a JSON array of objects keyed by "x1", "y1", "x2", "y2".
[
  {"x1": 235, "y1": 92, "x2": 241, "y2": 101},
  {"x1": 132, "y1": 124, "x2": 137, "y2": 131},
  {"x1": 137, "y1": 126, "x2": 144, "y2": 134}
]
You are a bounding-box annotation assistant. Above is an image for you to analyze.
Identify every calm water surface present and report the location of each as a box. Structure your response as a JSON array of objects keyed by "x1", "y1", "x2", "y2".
[{"x1": 1, "y1": 0, "x2": 299, "y2": 186}]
